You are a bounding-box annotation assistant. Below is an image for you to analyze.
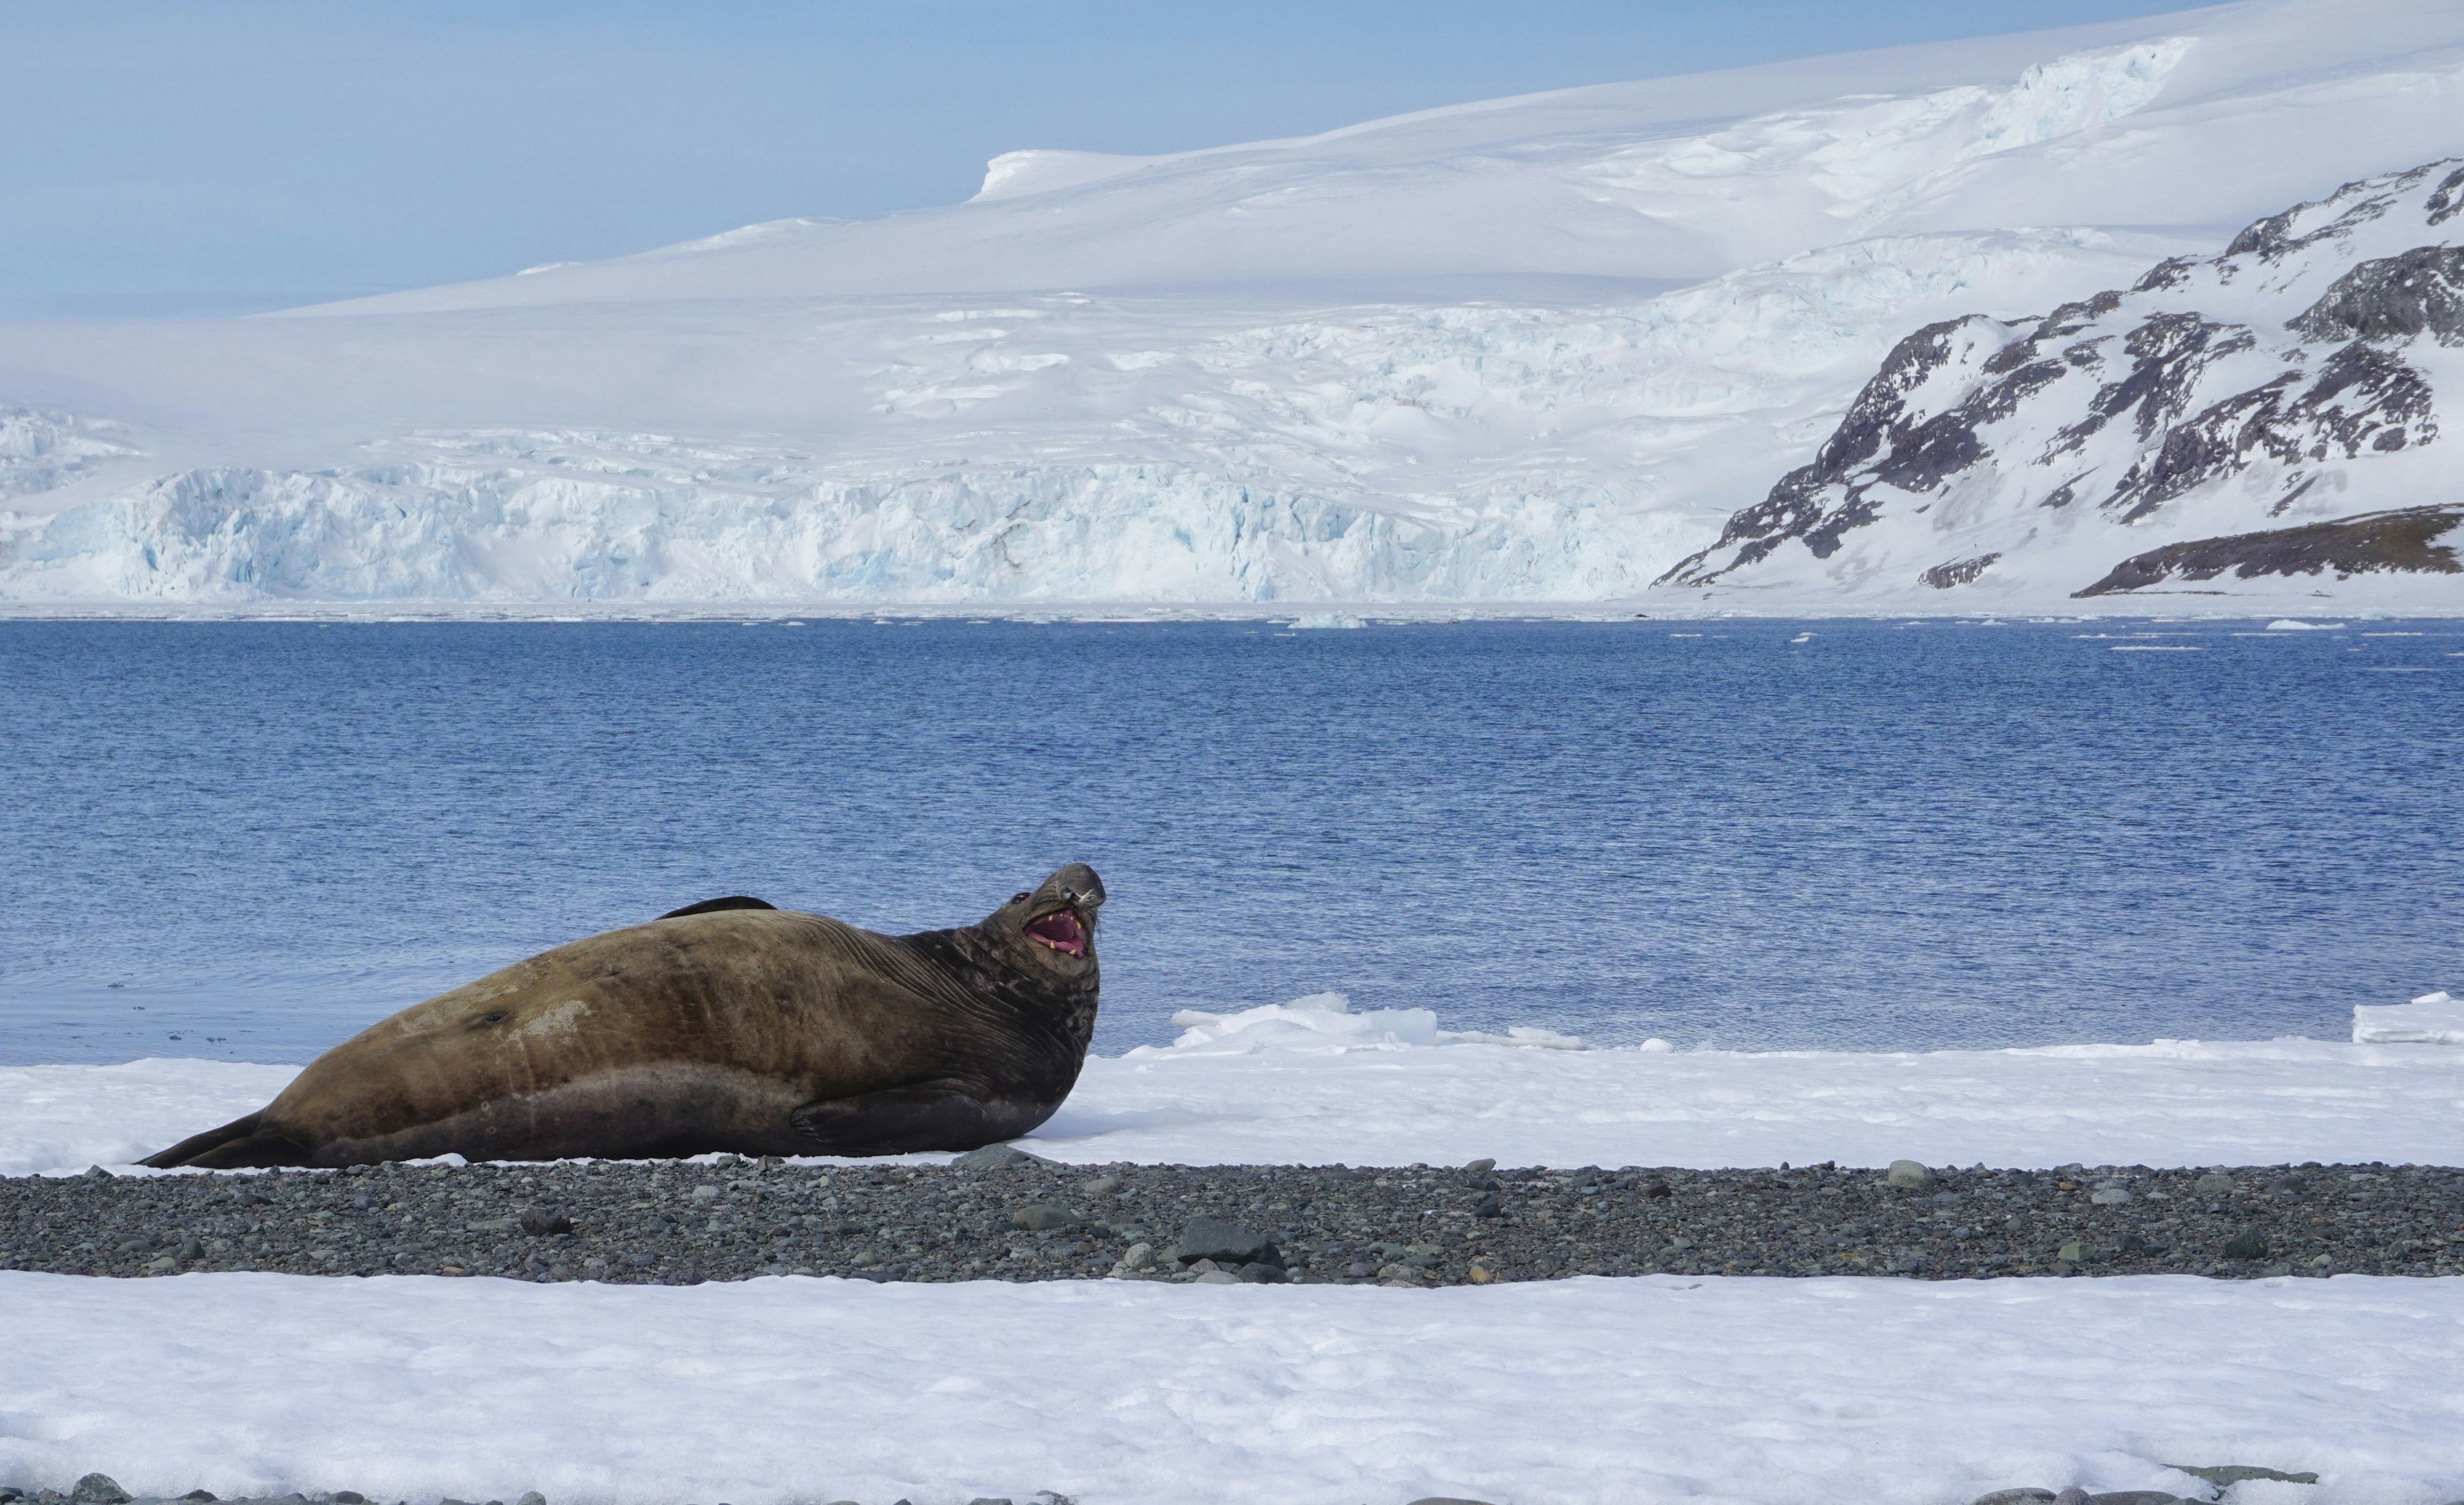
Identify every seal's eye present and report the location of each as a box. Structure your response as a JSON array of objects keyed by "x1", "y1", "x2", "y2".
[{"x1": 1011, "y1": 891, "x2": 1031, "y2": 904}]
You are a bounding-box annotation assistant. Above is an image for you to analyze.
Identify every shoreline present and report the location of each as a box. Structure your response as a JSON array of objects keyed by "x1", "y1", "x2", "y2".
[{"x1": 8, "y1": 1154, "x2": 2457, "y2": 1287}]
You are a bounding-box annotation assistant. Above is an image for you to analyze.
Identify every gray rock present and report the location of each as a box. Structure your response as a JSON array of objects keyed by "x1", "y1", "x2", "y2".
[
  {"x1": 1971, "y1": 1492, "x2": 2056, "y2": 1505},
  {"x1": 2053, "y1": 1490, "x2": 2094, "y2": 1505},
  {"x1": 513, "y1": 1494, "x2": 544, "y2": 1505},
  {"x1": 1473, "y1": 1194, "x2": 1502, "y2": 1218},
  {"x1": 2222, "y1": 1228, "x2": 2270, "y2": 1261},
  {"x1": 1011, "y1": 1205, "x2": 1080, "y2": 1232},
  {"x1": 1886, "y1": 1160, "x2": 1931, "y2": 1188},
  {"x1": 964, "y1": 1497, "x2": 1013, "y2": 1505},
  {"x1": 1236, "y1": 1261, "x2": 1289, "y2": 1284},
  {"x1": 73, "y1": 1477, "x2": 132, "y2": 1505},
  {"x1": 518, "y1": 1209, "x2": 572, "y2": 1237},
  {"x1": 953, "y1": 1144, "x2": 1048, "y2": 1169},
  {"x1": 1177, "y1": 1216, "x2": 1279, "y2": 1268},
  {"x1": 1076, "y1": 1176, "x2": 1121, "y2": 1196},
  {"x1": 2089, "y1": 1493, "x2": 2186, "y2": 1505},
  {"x1": 2289, "y1": 245, "x2": 2464, "y2": 346},
  {"x1": 1192, "y1": 1269, "x2": 1242, "y2": 1284},
  {"x1": 2193, "y1": 1173, "x2": 2236, "y2": 1194},
  {"x1": 1462, "y1": 1158, "x2": 1497, "y2": 1183}
]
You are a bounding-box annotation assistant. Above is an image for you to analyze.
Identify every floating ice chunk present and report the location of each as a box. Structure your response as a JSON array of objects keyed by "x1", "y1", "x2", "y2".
[
  {"x1": 2352, "y1": 992, "x2": 2464, "y2": 1044},
  {"x1": 2265, "y1": 619, "x2": 2345, "y2": 631},
  {"x1": 1287, "y1": 614, "x2": 1367, "y2": 630}
]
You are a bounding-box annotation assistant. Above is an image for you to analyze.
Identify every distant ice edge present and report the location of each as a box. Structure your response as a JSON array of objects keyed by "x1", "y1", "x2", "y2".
[{"x1": 0, "y1": 442, "x2": 1715, "y2": 605}]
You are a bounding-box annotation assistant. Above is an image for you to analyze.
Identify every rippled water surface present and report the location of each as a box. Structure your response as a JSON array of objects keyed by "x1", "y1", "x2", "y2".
[{"x1": 2, "y1": 617, "x2": 2458, "y2": 1063}]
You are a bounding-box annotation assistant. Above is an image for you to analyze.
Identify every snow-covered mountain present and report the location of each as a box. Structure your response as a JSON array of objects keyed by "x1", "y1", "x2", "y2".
[
  {"x1": 1, "y1": 0, "x2": 2460, "y2": 610},
  {"x1": 1661, "y1": 160, "x2": 2464, "y2": 606}
]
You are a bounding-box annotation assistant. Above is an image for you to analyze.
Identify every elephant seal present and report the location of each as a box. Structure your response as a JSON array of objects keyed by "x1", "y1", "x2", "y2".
[{"x1": 142, "y1": 863, "x2": 1104, "y2": 1168}]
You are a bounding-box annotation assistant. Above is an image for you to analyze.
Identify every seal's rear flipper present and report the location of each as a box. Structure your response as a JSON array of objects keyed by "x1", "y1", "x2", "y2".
[
  {"x1": 659, "y1": 896, "x2": 778, "y2": 920},
  {"x1": 791, "y1": 1085, "x2": 1016, "y2": 1156},
  {"x1": 139, "y1": 1112, "x2": 316, "y2": 1169}
]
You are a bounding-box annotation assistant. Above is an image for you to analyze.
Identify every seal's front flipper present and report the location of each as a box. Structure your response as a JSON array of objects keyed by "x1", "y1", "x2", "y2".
[
  {"x1": 791, "y1": 1085, "x2": 1011, "y2": 1155},
  {"x1": 659, "y1": 895, "x2": 778, "y2": 920}
]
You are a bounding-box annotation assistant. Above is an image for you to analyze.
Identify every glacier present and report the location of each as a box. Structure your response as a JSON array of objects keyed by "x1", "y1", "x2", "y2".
[{"x1": 1, "y1": 0, "x2": 2461, "y2": 610}]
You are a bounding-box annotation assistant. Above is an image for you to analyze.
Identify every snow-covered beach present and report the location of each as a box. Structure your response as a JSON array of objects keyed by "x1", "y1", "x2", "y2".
[
  {"x1": 6, "y1": 1013, "x2": 2463, "y2": 1504},
  {"x1": 8, "y1": 1266, "x2": 2463, "y2": 1505}
]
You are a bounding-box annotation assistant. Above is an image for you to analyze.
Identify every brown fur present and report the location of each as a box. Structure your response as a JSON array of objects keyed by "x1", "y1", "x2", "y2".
[{"x1": 142, "y1": 864, "x2": 1104, "y2": 1168}]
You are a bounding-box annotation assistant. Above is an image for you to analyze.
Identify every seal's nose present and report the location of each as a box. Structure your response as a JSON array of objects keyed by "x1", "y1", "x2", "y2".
[{"x1": 1049, "y1": 863, "x2": 1106, "y2": 913}]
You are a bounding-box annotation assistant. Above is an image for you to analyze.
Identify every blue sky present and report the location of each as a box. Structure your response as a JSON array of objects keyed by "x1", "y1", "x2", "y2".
[{"x1": 5, "y1": 0, "x2": 2204, "y2": 318}]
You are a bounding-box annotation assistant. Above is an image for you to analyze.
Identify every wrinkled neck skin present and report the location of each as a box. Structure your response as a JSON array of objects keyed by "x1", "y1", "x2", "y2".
[{"x1": 891, "y1": 919, "x2": 1099, "y2": 1099}]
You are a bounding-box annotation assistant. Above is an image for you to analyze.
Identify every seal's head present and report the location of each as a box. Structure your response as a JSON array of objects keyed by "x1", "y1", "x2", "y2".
[{"x1": 992, "y1": 861, "x2": 1106, "y2": 974}]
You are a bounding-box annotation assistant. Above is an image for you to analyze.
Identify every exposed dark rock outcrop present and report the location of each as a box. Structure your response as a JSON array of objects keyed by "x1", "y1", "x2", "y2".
[
  {"x1": 2288, "y1": 245, "x2": 2464, "y2": 347},
  {"x1": 2074, "y1": 504, "x2": 2464, "y2": 596},
  {"x1": 1921, "y1": 553, "x2": 1999, "y2": 589}
]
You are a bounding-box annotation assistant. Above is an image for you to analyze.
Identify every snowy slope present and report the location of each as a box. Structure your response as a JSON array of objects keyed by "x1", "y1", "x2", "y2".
[
  {"x1": 1664, "y1": 159, "x2": 2464, "y2": 606},
  {"x1": 2, "y1": 0, "x2": 2462, "y2": 608}
]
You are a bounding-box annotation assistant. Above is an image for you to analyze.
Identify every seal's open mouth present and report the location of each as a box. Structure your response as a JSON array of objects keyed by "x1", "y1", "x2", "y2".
[{"x1": 1024, "y1": 909, "x2": 1087, "y2": 957}]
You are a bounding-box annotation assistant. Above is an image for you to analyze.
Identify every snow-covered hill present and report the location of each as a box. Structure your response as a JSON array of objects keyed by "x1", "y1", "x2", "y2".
[
  {"x1": 1663, "y1": 160, "x2": 2464, "y2": 606},
  {"x1": 1, "y1": 0, "x2": 2460, "y2": 610}
]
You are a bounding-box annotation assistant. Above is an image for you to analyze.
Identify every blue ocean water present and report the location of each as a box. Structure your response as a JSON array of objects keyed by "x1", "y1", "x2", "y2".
[{"x1": 1, "y1": 617, "x2": 2457, "y2": 1065}]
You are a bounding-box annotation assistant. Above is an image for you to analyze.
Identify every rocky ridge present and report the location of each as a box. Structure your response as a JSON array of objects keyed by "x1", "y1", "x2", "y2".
[{"x1": 1661, "y1": 159, "x2": 2464, "y2": 603}]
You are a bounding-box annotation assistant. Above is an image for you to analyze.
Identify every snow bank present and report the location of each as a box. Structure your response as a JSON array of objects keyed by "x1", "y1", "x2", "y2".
[
  {"x1": 11, "y1": 1030, "x2": 2461, "y2": 1178},
  {"x1": 3, "y1": 1268, "x2": 2458, "y2": 1505}
]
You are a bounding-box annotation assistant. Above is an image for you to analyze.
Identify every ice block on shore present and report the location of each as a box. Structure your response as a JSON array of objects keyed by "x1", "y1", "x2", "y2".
[{"x1": 2354, "y1": 992, "x2": 2464, "y2": 1044}]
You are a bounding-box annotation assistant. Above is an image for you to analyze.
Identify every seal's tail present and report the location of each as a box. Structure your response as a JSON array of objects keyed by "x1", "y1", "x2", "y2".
[{"x1": 139, "y1": 1112, "x2": 314, "y2": 1169}]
